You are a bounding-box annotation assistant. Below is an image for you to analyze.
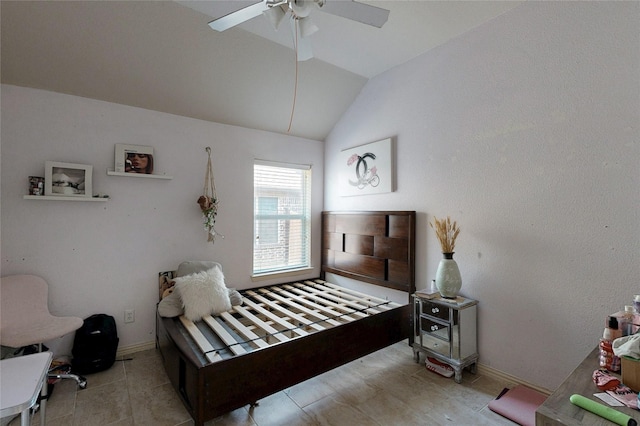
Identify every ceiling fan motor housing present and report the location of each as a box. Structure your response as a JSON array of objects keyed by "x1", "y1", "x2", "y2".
[{"x1": 290, "y1": 0, "x2": 324, "y2": 18}]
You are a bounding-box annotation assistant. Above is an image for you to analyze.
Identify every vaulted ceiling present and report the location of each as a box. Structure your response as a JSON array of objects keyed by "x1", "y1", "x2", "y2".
[{"x1": 1, "y1": 1, "x2": 520, "y2": 141}]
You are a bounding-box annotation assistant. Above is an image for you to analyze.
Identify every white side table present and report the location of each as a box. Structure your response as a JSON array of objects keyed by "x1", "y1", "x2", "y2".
[{"x1": 0, "y1": 352, "x2": 52, "y2": 426}]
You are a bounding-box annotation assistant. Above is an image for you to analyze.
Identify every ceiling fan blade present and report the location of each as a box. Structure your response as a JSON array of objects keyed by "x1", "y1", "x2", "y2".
[
  {"x1": 263, "y1": 4, "x2": 288, "y2": 30},
  {"x1": 320, "y1": 0, "x2": 389, "y2": 28},
  {"x1": 298, "y1": 16, "x2": 318, "y2": 38},
  {"x1": 208, "y1": 1, "x2": 269, "y2": 32}
]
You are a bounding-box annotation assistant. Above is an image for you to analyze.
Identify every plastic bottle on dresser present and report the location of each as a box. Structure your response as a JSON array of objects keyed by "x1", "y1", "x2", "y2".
[
  {"x1": 608, "y1": 316, "x2": 622, "y2": 340},
  {"x1": 620, "y1": 305, "x2": 635, "y2": 336},
  {"x1": 599, "y1": 317, "x2": 621, "y2": 372}
]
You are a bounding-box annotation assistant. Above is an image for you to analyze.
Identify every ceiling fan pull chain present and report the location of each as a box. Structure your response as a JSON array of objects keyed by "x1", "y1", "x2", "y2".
[{"x1": 287, "y1": 19, "x2": 300, "y2": 133}]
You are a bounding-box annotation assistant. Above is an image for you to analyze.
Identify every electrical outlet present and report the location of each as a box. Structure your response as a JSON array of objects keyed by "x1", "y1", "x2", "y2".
[{"x1": 124, "y1": 309, "x2": 135, "y2": 323}]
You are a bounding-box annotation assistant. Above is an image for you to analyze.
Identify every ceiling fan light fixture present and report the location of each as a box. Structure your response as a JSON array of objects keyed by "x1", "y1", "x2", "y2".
[
  {"x1": 263, "y1": 4, "x2": 288, "y2": 30},
  {"x1": 290, "y1": 0, "x2": 316, "y2": 19}
]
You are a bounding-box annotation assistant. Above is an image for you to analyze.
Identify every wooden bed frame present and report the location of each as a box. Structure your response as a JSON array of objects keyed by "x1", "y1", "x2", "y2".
[{"x1": 156, "y1": 211, "x2": 416, "y2": 426}]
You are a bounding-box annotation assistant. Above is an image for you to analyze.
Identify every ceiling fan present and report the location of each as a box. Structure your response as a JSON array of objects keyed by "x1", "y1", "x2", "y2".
[{"x1": 208, "y1": 0, "x2": 390, "y2": 61}]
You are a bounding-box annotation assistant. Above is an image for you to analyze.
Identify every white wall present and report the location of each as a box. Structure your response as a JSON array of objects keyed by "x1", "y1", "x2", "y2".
[
  {"x1": 324, "y1": 1, "x2": 639, "y2": 390},
  {"x1": 1, "y1": 85, "x2": 324, "y2": 354}
]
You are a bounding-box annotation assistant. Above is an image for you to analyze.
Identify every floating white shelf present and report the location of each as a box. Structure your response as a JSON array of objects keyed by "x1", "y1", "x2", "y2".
[
  {"x1": 106, "y1": 169, "x2": 173, "y2": 180},
  {"x1": 23, "y1": 195, "x2": 109, "y2": 202}
]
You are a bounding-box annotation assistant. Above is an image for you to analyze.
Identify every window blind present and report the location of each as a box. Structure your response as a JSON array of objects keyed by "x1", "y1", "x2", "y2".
[{"x1": 253, "y1": 162, "x2": 311, "y2": 275}]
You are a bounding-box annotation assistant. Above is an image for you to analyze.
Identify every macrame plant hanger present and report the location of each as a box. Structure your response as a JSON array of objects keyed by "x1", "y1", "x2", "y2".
[{"x1": 197, "y1": 147, "x2": 222, "y2": 243}]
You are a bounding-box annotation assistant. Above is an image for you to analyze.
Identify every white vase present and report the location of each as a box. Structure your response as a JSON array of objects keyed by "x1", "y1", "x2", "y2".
[{"x1": 436, "y1": 252, "x2": 462, "y2": 298}]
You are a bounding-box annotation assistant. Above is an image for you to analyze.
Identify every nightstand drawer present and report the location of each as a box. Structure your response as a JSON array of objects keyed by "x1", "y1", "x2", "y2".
[
  {"x1": 421, "y1": 300, "x2": 450, "y2": 321},
  {"x1": 420, "y1": 316, "x2": 450, "y2": 341}
]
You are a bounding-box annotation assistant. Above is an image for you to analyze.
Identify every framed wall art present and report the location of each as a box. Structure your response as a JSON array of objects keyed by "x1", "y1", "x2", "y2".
[
  {"x1": 115, "y1": 144, "x2": 154, "y2": 174},
  {"x1": 44, "y1": 161, "x2": 92, "y2": 197},
  {"x1": 339, "y1": 138, "x2": 394, "y2": 196}
]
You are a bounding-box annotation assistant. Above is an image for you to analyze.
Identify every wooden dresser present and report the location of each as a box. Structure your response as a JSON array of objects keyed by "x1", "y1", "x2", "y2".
[{"x1": 536, "y1": 347, "x2": 639, "y2": 425}]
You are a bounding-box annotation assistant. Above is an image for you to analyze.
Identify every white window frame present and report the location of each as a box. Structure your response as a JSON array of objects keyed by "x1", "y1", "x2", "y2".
[{"x1": 252, "y1": 160, "x2": 311, "y2": 278}]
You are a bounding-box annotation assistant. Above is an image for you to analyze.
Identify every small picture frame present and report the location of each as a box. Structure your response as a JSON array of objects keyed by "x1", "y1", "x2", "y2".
[
  {"x1": 28, "y1": 176, "x2": 45, "y2": 196},
  {"x1": 115, "y1": 144, "x2": 154, "y2": 174},
  {"x1": 44, "y1": 161, "x2": 93, "y2": 198}
]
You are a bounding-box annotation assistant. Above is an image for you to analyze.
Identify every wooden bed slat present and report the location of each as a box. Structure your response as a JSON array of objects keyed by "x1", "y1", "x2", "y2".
[
  {"x1": 219, "y1": 312, "x2": 270, "y2": 349},
  {"x1": 244, "y1": 292, "x2": 324, "y2": 332},
  {"x1": 297, "y1": 281, "x2": 387, "y2": 314},
  {"x1": 233, "y1": 305, "x2": 290, "y2": 343},
  {"x1": 286, "y1": 283, "x2": 370, "y2": 317},
  {"x1": 264, "y1": 286, "x2": 355, "y2": 324},
  {"x1": 178, "y1": 316, "x2": 221, "y2": 363},
  {"x1": 305, "y1": 280, "x2": 392, "y2": 307},
  {"x1": 202, "y1": 315, "x2": 247, "y2": 356},
  {"x1": 319, "y1": 281, "x2": 401, "y2": 310},
  {"x1": 254, "y1": 287, "x2": 343, "y2": 326},
  {"x1": 242, "y1": 294, "x2": 313, "y2": 336}
]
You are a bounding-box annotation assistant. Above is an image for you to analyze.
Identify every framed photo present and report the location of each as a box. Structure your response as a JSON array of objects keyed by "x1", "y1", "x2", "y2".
[
  {"x1": 339, "y1": 138, "x2": 394, "y2": 196},
  {"x1": 44, "y1": 161, "x2": 93, "y2": 197},
  {"x1": 28, "y1": 176, "x2": 45, "y2": 196},
  {"x1": 115, "y1": 144, "x2": 154, "y2": 174}
]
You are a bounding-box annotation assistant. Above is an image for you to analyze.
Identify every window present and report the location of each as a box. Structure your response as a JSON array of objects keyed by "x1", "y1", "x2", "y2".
[{"x1": 253, "y1": 161, "x2": 311, "y2": 275}]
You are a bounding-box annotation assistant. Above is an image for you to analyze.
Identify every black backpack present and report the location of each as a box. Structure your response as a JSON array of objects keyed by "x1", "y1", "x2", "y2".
[{"x1": 72, "y1": 314, "x2": 119, "y2": 374}]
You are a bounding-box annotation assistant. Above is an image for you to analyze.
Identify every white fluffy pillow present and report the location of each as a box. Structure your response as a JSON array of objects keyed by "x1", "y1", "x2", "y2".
[{"x1": 174, "y1": 267, "x2": 232, "y2": 321}]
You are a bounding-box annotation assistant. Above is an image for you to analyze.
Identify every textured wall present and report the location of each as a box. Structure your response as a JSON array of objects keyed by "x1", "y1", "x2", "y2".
[
  {"x1": 324, "y1": 1, "x2": 639, "y2": 390},
  {"x1": 1, "y1": 85, "x2": 324, "y2": 353}
]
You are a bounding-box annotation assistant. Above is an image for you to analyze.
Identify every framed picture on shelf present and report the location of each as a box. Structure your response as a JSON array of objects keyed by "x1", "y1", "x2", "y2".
[
  {"x1": 115, "y1": 144, "x2": 154, "y2": 174},
  {"x1": 44, "y1": 161, "x2": 93, "y2": 197},
  {"x1": 28, "y1": 176, "x2": 45, "y2": 196}
]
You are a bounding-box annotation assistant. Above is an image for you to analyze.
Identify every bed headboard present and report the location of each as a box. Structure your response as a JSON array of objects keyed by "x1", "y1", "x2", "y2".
[{"x1": 321, "y1": 211, "x2": 416, "y2": 294}]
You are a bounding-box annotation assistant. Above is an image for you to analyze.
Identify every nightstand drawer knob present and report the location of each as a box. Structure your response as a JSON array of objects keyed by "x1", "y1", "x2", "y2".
[
  {"x1": 430, "y1": 325, "x2": 439, "y2": 331},
  {"x1": 432, "y1": 307, "x2": 439, "y2": 314}
]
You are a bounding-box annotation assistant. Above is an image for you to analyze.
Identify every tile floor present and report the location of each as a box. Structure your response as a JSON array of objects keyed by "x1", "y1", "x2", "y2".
[{"x1": 10, "y1": 342, "x2": 518, "y2": 426}]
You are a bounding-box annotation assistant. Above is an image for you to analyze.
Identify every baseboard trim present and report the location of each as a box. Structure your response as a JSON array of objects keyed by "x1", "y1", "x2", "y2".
[
  {"x1": 476, "y1": 363, "x2": 552, "y2": 396},
  {"x1": 116, "y1": 340, "x2": 156, "y2": 358}
]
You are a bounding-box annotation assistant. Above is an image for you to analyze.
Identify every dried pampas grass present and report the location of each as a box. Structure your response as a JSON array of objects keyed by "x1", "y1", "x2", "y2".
[{"x1": 430, "y1": 216, "x2": 460, "y2": 253}]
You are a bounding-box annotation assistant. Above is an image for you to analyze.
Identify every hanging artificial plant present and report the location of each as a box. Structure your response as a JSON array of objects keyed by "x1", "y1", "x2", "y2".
[{"x1": 198, "y1": 147, "x2": 222, "y2": 243}]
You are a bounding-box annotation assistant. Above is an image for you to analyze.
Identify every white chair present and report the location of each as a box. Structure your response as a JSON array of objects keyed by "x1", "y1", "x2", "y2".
[{"x1": 0, "y1": 275, "x2": 87, "y2": 425}]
